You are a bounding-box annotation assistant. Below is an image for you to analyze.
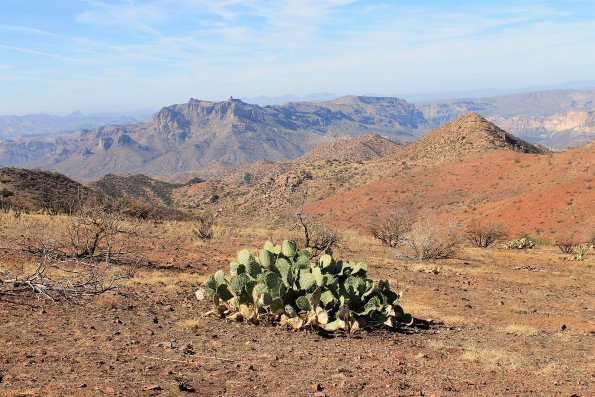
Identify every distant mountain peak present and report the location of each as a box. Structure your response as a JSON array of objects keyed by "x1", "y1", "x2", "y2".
[
  {"x1": 385, "y1": 112, "x2": 547, "y2": 167},
  {"x1": 431, "y1": 112, "x2": 546, "y2": 154}
]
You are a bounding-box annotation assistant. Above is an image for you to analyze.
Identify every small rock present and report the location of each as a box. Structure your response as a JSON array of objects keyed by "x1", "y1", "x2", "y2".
[
  {"x1": 78, "y1": 383, "x2": 87, "y2": 388},
  {"x1": 144, "y1": 385, "x2": 163, "y2": 391},
  {"x1": 178, "y1": 381, "x2": 196, "y2": 393},
  {"x1": 560, "y1": 324, "x2": 567, "y2": 331},
  {"x1": 105, "y1": 386, "x2": 115, "y2": 394},
  {"x1": 312, "y1": 383, "x2": 323, "y2": 392},
  {"x1": 182, "y1": 344, "x2": 194, "y2": 355}
]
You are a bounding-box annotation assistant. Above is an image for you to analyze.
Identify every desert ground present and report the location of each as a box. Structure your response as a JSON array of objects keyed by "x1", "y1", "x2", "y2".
[{"x1": 1, "y1": 212, "x2": 593, "y2": 397}]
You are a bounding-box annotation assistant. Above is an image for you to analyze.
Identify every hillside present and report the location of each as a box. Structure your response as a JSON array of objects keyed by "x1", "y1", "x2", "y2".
[
  {"x1": 0, "y1": 167, "x2": 100, "y2": 212},
  {"x1": 194, "y1": 114, "x2": 594, "y2": 237},
  {"x1": 2, "y1": 90, "x2": 594, "y2": 180},
  {"x1": 304, "y1": 144, "x2": 594, "y2": 236},
  {"x1": 297, "y1": 134, "x2": 403, "y2": 163},
  {"x1": 381, "y1": 113, "x2": 546, "y2": 169},
  {"x1": 88, "y1": 174, "x2": 186, "y2": 207}
]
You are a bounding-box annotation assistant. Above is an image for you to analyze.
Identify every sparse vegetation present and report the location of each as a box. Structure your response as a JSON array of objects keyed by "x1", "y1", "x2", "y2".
[
  {"x1": 0, "y1": 258, "x2": 134, "y2": 302},
  {"x1": 192, "y1": 213, "x2": 215, "y2": 241},
  {"x1": 507, "y1": 233, "x2": 536, "y2": 249},
  {"x1": 555, "y1": 232, "x2": 579, "y2": 254},
  {"x1": 296, "y1": 213, "x2": 339, "y2": 256},
  {"x1": 371, "y1": 209, "x2": 413, "y2": 248},
  {"x1": 66, "y1": 198, "x2": 128, "y2": 261},
  {"x1": 372, "y1": 213, "x2": 461, "y2": 260},
  {"x1": 398, "y1": 220, "x2": 461, "y2": 260},
  {"x1": 0, "y1": 188, "x2": 14, "y2": 198},
  {"x1": 575, "y1": 244, "x2": 588, "y2": 261},
  {"x1": 197, "y1": 240, "x2": 413, "y2": 333},
  {"x1": 465, "y1": 221, "x2": 507, "y2": 248}
]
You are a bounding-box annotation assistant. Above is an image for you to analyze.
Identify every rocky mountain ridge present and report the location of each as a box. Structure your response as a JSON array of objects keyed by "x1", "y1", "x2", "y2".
[{"x1": 1, "y1": 90, "x2": 594, "y2": 180}]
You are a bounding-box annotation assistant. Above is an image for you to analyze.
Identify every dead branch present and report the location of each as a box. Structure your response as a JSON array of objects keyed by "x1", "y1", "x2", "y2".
[{"x1": 0, "y1": 259, "x2": 136, "y2": 303}]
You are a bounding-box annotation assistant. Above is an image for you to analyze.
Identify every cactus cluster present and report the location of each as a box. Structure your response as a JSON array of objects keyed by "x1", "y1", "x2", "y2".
[
  {"x1": 507, "y1": 233, "x2": 535, "y2": 249},
  {"x1": 196, "y1": 240, "x2": 413, "y2": 333},
  {"x1": 575, "y1": 244, "x2": 588, "y2": 261}
]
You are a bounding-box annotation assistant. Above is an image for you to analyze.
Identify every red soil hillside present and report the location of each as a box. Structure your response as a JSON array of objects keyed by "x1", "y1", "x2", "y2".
[
  {"x1": 305, "y1": 144, "x2": 594, "y2": 237},
  {"x1": 298, "y1": 115, "x2": 590, "y2": 237}
]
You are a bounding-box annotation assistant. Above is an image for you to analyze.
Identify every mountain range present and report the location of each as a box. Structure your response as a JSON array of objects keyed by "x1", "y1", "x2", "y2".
[
  {"x1": 0, "y1": 89, "x2": 593, "y2": 181},
  {"x1": 3, "y1": 112, "x2": 591, "y2": 237},
  {"x1": 0, "y1": 111, "x2": 151, "y2": 140}
]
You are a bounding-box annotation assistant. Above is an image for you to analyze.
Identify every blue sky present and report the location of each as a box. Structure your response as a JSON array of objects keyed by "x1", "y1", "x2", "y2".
[{"x1": 0, "y1": 0, "x2": 594, "y2": 115}]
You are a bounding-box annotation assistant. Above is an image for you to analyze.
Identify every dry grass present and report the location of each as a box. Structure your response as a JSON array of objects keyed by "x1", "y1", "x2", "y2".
[
  {"x1": 400, "y1": 302, "x2": 467, "y2": 327},
  {"x1": 178, "y1": 319, "x2": 201, "y2": 329},
  {"x1": 499, "y1": 323, "x2": 539, "y2": 336},
  {"x1": 460, "y1": 345, "x2": 530, "y2": 369},
  {"x1": 128, "y1": 270, "x2": 205, "y2": 286}
]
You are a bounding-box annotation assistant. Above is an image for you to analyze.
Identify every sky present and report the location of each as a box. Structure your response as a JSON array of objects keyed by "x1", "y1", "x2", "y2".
[{"x1": 0, "y1": 0, "x2": 594, "y2": 115}]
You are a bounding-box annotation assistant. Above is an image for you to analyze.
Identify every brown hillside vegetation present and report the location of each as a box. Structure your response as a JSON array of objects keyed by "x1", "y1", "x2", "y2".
[
  {"x1": 0, "y1": 167, "x2": 189, "y2": 220},
  {"x1": 89, "y1": 173, "x2": 185, "y2": 207},
  {"x1": 200, "y1": 114, "x2": 592, "y2": 238},
  {"x1": 379, "y1": 112, "x2": 547, "y2": 169},
  {"x1": 0, "y1": 167, "x2": 99, "y2": 212},
  {"x1": 306, "y1": 145, "x2": 594, "y2": 236},
  {"x1": 297, "y1": 133, "x2": 403, "y2": 163},
  {"x1": 167, "y1": 134, "x2": 404, "y2": 210},
  {"x1": 300, "y1": 115, "x2": 590, "y2": 236}
]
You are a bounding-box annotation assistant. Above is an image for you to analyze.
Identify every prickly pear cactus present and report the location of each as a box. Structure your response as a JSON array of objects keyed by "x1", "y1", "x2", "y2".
[
  {"x1": 196, "y1": 240, "x2": 414, "y2": 333},
  {"x1": 507, "y1": 233, "x2": 536, "y2": 249}
]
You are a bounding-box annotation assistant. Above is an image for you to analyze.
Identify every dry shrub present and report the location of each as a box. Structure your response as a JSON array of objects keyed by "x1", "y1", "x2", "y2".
[
  {"x1": 296, "y1": 213, "x2": 339, "y2": 256},
  {"x1": 555, "y1": 232, "x2": 580, "y2": 254},
  {"x1": 192, "y1": 214, "x2": 215, "y2": 240},
  {"x1": 397, "y1": 219, "x2": 461, "y2": 260},
  {"x1": 67, "y1": 200, "x2": 127, "y2": 260},
  {"x1": 0, "y1": 258, "x2": 134, "y2": 303},
  {"x1": 371, "y1": 209, "x2": 414, "y2": 248},
  {"x1": 465, "y1": 221, "x2": 507, "y2": 248},
  {"x1": 122, "y1": 198, "x2": 156, "y2": 220}
]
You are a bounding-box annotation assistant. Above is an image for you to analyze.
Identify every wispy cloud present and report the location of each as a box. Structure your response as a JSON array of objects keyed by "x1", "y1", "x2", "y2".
[{"x1": 0, "y1": 0, "x2": 593, "y2": 114}]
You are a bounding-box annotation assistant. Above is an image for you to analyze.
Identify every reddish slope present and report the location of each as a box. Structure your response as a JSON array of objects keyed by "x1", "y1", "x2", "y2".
[{"x1": 305, "y1": 145, "x2": 594, "y2": 236}]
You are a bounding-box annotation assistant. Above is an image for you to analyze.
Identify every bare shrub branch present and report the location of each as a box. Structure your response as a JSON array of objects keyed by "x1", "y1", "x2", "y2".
[
  {"x1": 65, "y1": 193, "x2": 128, "y2": 262},
  {"x1": 395, "y1": 219, "x2": 461, "y2": 260},
  {"x1": 465, "y1": 221, "x2": 507, "y2": 248},
  {"x1": 555, "y1": 232, "x2": 580, "y2": 254},
  {"x1": 371, "y1": 210, "x2": 414, "y2": 247},
  {"x1": 0, "y1": 258, "x2": 135, "y2": 303},
  {"x1": 192, "y1": 213, "x2": 215, "y2": 240},
  {"x1": 296, "y1": 213, "x2": 338, "y2": 256}
]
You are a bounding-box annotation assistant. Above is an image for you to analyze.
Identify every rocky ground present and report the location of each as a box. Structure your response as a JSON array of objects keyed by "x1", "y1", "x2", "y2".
[{"x1": 1, "y1": 214, "x2": 593, "y2": 396}]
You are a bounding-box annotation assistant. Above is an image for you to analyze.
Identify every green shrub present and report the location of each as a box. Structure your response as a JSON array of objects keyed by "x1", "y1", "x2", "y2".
[{"x1": 196, "y1": 240, "x2": 413, "y2": 333}]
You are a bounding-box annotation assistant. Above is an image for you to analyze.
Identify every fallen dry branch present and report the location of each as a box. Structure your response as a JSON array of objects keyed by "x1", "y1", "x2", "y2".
[{"x1": 0, "y1": 259, "x2": 135, "y2": 303}]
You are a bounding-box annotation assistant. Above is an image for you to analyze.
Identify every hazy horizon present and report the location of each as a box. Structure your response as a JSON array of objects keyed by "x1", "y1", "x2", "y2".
[{"x1": 1, "y1": 0, "x2": 594, "y2": 115}]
